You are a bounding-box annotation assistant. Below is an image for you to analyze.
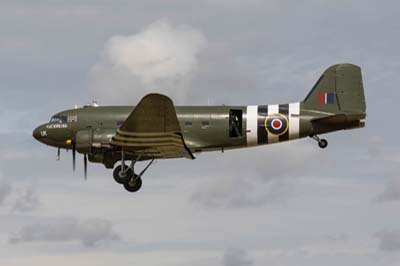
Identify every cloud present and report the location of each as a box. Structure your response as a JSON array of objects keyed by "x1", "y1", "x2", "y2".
[
  {"x1": 0, "y1": 180, "x2": 12, "y2": 205},
  {"x1": 12, "y1": 184, "x2": 40, "y2": 212},
  {"x1": 89, "y1": 20, "x2": 206, "y2": 104},
  {"x1": 375, "y1": 229, "x2": 400, "y2": 252},
  {"x1": 222, "y1": 248, "x2": 253, "y2": 266},
  {"x1": 0, "y1": 178, "x2": 39, "y2": 212},
  {"x1": 376, "y1": 177, "x2": 400, "y2": 202},
  {"x1": 191, "y1": 175, "x2": 293, "y2": 209},
  {"x1": 190, "y1": 144, "x2": 315, "y2": 209},
  {"x1": 368, "y1": 136, "x2": 384, "y2": 158},
  {"x1": 9, "y1": 217, "x2": 120, "y2": 247}
]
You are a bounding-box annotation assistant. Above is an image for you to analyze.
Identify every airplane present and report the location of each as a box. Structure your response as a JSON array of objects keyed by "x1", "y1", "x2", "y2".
[{"x1": 33, "y1": 63, "x2": 366, "y2": 193}]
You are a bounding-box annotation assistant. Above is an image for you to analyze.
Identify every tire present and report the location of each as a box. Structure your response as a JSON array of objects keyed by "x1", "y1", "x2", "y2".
[
  {"x1": 318, "y1": 139, "x2": 328, "y2": 149},
  {"x1": 123, "y1": 175, "x2": 142, "y2": 193},
  {"x1": 113, "y1": 165, "x2": 133, "y2": 184}
]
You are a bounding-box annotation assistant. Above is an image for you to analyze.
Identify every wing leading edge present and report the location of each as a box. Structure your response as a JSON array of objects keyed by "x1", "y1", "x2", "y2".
[{"x1": 110, "y1": 94, "x2": 194, "y2": 160}]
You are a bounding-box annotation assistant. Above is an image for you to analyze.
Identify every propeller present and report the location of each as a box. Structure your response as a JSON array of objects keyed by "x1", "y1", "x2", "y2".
[
  {"x1": 84, "y1": 154, "x2": 88, "y2": 180},
  {"x1": 57, "y1": 148, "x2": 60, "y2": 161},
  {"x1": 70, "y1": 137, "x2": 88, "y2": 180},
  {"x1": 72, "y1": 143, "x2": 76, "y2": 172}
]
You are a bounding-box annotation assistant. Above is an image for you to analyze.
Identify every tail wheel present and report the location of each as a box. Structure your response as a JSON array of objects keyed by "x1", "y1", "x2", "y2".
[
  {"x1": 113, "y1": 165, "x2": 133, "y2": 184},
  {"x1": 123, "y1": 175, "x2": 143, "y2": 193},
  {"x1": 318, "y1": 139, "x2": 328, "y2": 149}
]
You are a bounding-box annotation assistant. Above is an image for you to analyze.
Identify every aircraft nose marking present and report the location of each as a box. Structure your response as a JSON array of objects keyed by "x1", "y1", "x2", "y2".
[{"x1": 33, "y1": 124, "x2": 47, "y2": 141}]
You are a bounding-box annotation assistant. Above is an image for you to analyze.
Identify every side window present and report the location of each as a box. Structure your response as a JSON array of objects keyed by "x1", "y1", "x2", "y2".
[
  {"x1": 201, "y1": 121, "x2": 210, "y2": 129},
  {"x1": 67, "y1": 115, "x2": 78, "y2": 123},
  {"x1": 229, "y1": 109, "x2": 243, "y2": 138}
]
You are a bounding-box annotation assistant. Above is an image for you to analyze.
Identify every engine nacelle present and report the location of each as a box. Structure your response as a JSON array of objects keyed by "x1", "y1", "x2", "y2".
[{"x1": 75, "y1": 128, "x2": 115, "y2": 153}]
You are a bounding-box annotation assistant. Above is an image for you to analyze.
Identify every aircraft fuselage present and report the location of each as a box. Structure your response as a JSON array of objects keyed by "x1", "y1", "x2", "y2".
[{"x1": 33, "y1": 102, "x2": 362, "y2": 161}]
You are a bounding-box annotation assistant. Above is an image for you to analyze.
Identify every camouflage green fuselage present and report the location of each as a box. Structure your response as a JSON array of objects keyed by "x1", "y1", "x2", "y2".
[
  {"x1": 35, "y1": 104, "x2": 298, "y2": 150},
  {"x1": 34, "y1": 102, "x2": 364, "y2": 168}
]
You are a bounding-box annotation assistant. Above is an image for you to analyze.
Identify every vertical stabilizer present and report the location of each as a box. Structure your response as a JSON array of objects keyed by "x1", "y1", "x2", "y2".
[{"x1": 303, "y1": 64, "x2": 366, "y2": 116}]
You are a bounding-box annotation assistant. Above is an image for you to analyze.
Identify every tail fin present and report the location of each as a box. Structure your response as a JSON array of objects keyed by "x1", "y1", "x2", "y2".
[{"x1": 303, "y1": 64, "x2": 366, "y2": 116}]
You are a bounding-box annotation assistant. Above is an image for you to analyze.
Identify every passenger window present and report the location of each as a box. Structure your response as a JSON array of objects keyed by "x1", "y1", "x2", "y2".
[
  {"x1": 67, "y1": 115, "x2": 78, "y2": 123},
  {"x1": 201, "y1": 121, "x2": 210, "y2": 128},
  {"x1": 201, "y1": 121, "x2": 209, "y2": 126},
  {"x1": 184, "y1": 121, "x2": 193, "y2": 127}
]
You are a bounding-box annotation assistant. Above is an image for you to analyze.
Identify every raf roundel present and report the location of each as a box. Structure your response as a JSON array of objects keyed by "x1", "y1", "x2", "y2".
[{"x1": 264, "y1": 113, "x2": 289, "y2": 136}]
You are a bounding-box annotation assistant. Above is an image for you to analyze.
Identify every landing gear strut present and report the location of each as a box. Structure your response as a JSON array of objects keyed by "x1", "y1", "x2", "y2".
[
  {"x1": 311, "y1": 135, "x2": 328, "y2": 149},
  {"x1": 113, "y1": 151, "x2": 155, "y2": 193}
]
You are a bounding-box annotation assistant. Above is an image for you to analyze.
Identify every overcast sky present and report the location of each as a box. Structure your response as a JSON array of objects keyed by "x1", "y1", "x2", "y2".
[{"x1": 1, "y1": 1, "x2": 400, "y2": 265}]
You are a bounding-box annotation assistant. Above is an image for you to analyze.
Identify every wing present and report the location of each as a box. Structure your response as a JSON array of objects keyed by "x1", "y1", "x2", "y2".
[{"x1": 110, "y1": 94, "x2": 195, "y2": 160}]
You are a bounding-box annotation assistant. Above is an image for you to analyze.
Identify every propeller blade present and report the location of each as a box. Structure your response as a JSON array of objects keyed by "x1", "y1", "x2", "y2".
[
  {"x1": 84, "y1": 154, "x2": 88, "y2": 180},
  {"x1": 57, "y1": 148, "x2": 60, "y2": 161},
  {"x1": 72, "y1": 145, "x2": 76, "y2": 172}
]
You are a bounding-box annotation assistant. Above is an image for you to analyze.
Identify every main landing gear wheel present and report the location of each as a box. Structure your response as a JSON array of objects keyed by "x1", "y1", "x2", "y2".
[
  {"x1": 113, "y1": 165, "x2": 133, "y2": 184},
  {"x1": 123, "y1": 175, "x2": 143, "y2": 193}
]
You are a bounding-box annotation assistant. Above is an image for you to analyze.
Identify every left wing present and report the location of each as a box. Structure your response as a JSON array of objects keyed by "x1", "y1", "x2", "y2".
[{"x1": 110, "y1": 94, "x2": 194, "y2": 160}]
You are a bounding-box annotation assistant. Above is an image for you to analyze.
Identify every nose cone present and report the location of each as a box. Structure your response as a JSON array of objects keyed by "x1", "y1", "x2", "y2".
[{"x1": 33, "y1": 124, "x2": 46, "y2": 142}]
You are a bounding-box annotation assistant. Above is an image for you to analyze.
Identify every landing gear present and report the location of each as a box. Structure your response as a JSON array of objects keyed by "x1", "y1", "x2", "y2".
[
  {"x1": 113, "y1": 151, "x2": 154, "y2": 193},
  {"x1": 311, "y1": 135, "x2": 328, "y2": 149},
  {"x1": 113, "y1": 165, "x2": 133, "y2": 184},
  {"x1": 318, "y1": 139, "x2": 328, "y2": 149},
  {"x1": 123, "y1": 175, "x2": 142, "y2": 192}
]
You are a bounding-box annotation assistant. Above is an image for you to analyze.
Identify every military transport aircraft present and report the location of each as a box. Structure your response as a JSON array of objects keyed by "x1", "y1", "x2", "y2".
[{"x1": 33, "y1": 63, "x2": 366, "y2": 193}]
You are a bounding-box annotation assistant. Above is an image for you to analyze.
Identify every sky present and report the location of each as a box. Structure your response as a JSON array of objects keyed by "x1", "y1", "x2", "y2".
[{"x1": 0, "y1": 0, "x2": 400, "y2": 265}]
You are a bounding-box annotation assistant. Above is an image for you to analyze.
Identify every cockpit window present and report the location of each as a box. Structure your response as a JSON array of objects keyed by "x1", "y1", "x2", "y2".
[{"x1": 50, "y1": 116, "x2": 67, "y2": 123}]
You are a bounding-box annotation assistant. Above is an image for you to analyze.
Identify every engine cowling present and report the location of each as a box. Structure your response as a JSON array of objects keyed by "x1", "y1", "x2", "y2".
[{"x1": 75, "y1": 128, "x2": 115, "y2": 153}]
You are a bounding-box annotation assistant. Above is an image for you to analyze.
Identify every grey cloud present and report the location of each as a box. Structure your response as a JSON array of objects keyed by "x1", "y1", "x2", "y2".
[
  {"x1": 222, "y1": 248, "x2": 253, "y2": 266},
  {"x1": 0, "y1": 179, "x2": 39, "y2": 212},
  {"x1": 191, "y1": 175, "x2": 293, "y2": 210},
  {"x1": 190, "y1": 144, "x2": 315, "y2": 209},
  {"x1": 375, "y1": 229, "x2": 400, "y2": 252},
  {"x1": 9, "y1": 217, "x2": 120, "y2": 247},
  {"x1": 376, "y1": 177, "x2": 400, "y2": 202},
  {"x1": 368, "y1": 136, "x2": 384, "y2": 158},
  {"x1": 12, "y1": 184, "x2": 40, "y2": 212},
  {"x1": 0, "y1": 180, "x2": 12, "y2": 205}
]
